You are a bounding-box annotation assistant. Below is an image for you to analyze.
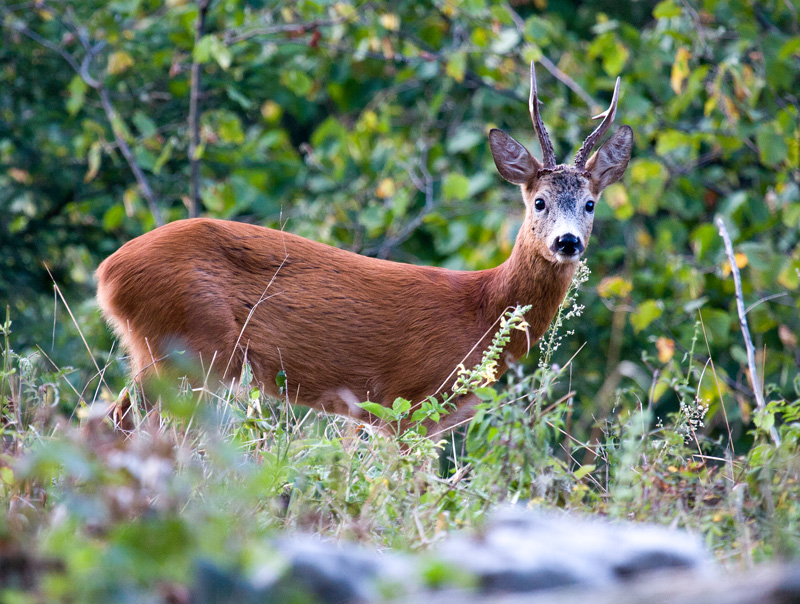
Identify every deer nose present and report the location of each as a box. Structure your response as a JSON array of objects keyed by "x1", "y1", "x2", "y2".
[{"x1": 553, "y1": 234, "x2": 584, "y2": 256}]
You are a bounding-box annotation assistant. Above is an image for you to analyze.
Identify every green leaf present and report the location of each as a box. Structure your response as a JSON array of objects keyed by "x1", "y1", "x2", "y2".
[
  {"x1": 490, "y1": 29, "x2": 520, "y2": 54},
  {"x1": 756, "y1": 126, "x2": 788, "y2": 167},
  {"x1": 392, "y1": 398, "x2": 411, "y2": 416},
  {"x1": 218, "y1": 112, "x2": 245, "y2": 144},
  {"x1": 443, "y1": 173, "x2": 470, "y2": 200},
  {"x1": 653, "y1": 0, "x2": 682, "y2": 18},
  {"x1": 281, "y1": 70, "x2": 312, "y2": 97},
  {"x1": 194, "y1": 35, "x2": 213, "y2": 63},
  {"x1": 631, "y1": 299, "x2": 663, "y2": 333},
  {"x1": 153, "y1": 140, "x2": 173, "y2": 175},
  {"x1": 357, "y1": 401, "x2": 392, "y2": 422},
  {"x1": 102, "y1": 204, "x2": 125, "y2": 230},
  {"x1": 66, "y1": 75, "x2": 87, "y2": 117},
  {"x1": 573, "y1": 464, "x2": 596, "y2": 480},
  {"x1": 209, "y1": 36, "x2": 232, "y2": 70},
  {"x1": 754, "y1": 407, "x2": 775, "y2": 433},
  {"x1": 447, "y1": 127, "x2": 483, "y2": 154},
  {"x1": 132, "y1": 111, "x2": 157, "y2": 138}
]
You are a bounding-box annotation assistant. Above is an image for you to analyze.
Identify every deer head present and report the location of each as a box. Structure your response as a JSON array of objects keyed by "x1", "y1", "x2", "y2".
[{"x1": 489, "y1": 61, "x2": 633, "y2": 264}]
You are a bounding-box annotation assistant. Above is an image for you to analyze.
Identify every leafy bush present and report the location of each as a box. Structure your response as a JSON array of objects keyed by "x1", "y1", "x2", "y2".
[{"x1": 1, "y1": 0, "x2": 799, "y2": 599}]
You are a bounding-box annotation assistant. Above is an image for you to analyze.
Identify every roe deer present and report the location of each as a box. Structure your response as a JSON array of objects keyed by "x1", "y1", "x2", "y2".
[{"x1": 96, "y1": 61, "x2": 633, "y2": 434}]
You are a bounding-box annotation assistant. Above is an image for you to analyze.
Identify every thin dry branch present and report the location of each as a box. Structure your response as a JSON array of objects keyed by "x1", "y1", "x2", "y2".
[
  {"x1": 98, "y1": 89, "x2": 163, "y2": 225},
  {"x1": 505, "y1": 3, "x2": 599, "y2": 112},
  {"x1": 4, "y1": 9, "x2": 163, "y2": 226},
  {"x1": 188, "y1": 0, "x2": 211, "y2": 218},
  {"x1": 715, "y1": 216, "x2": 779, "y2": 446}
]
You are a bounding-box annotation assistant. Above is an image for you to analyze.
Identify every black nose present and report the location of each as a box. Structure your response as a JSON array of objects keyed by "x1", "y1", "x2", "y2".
[{"x1": 553, "y1": 234, "x2": 584, "y2": 256}]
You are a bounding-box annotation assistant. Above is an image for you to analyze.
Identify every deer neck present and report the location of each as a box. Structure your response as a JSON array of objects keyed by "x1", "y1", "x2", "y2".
[{"x1": 484, "y1": 220, "x2": 577, "y2": 358}]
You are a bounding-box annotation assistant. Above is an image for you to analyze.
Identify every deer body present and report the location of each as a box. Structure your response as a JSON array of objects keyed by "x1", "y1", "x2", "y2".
[
  {"x1": 97, "y1": 62, "x2": 633, "y2": 431},
  {"x1": 97, "y1": 215, "x2": 575, "y2": 429}
]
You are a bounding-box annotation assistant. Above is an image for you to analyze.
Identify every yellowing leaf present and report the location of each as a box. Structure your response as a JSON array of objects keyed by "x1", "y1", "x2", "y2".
[
  {"x1": 260, "y1": 100, "x2": 282, "y2": 122},
  {"x1": 670, "y1": 47, "x2": 691, "y2": 94},
  {"x1": 379, "y1": 13, "x2": 400, "y2": 31},
  {"x1": 446, "y1": 52, "x2": 467, "y2": 83},
  {"x1": 0, "y1": 466, "x2": 14, "y2": 484},
  {"x1": 655, "y1": 337, "x2": 675, "y2": 363},
  {"x1": 721, "y1": 95, "x2": 739, "y2": 124},
  {"x1": 441, "y1": 0, "x2": 456, "y2": 17},
  {"x1": 375, "y1": 178, "x2": 395, "y2": 199},
  {"x1": 333, "y1": 2, "x2": 356, "y2": 18},
  {"x1": 636, "y1": 229, "x2": 653, "y2": 249},
  {"x1": 8, "y1": 168, "x2": 32, "y2": 184},
  {"x1": 107, "y1": 51, "x2": 134, "y2": 75},
  {"x1": 631, "y1": 299, "x2": 663, "y2": 333},
  {"x1": 597, "y1": 276, "x2": 633, "y2": 299},
  {"x1": 778, "y1": 324, "x2": 797, "y2": 349},
  {"x1": 123, "y1": 188, "x2": 138, "y2": 217},
  {"x1": 381, "y1": 37, "x2": 394, "y2": 59},
  {"x1": 603, "y1": 183, "x2": 633, "y2": 220},
  {"x1": 722, "y1": 252, "x2": 748, "y2": 277},
  {"x1": 84, "y1": 142, "x2": 101, "y2": 183}
]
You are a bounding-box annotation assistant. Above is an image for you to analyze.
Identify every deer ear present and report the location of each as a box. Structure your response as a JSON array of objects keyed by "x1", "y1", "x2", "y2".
[
  {"x1": 584, "y1": 125, "x2": 633, "y2": 192},
  {"x1": 489, "y1": 129, "x2": 540, "y2": 185}
]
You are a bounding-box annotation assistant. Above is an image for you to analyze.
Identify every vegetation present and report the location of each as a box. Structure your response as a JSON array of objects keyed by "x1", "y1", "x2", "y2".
[{"x1": 1, "y1": 0, "x2": 799, "y2": 600}]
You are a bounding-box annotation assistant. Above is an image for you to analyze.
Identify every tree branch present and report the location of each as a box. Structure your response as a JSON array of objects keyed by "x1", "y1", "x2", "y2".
[
  {"x1": 505, "y1": 3, "x2": 599, "y2": 112},
  {"x1": 188, "y1": 0, "x2": 211, "y2": 218},
  {"x1": 4, "y1": 7, "x2": 163, "y2": 226},
  {"x1": 715, "y1": 216, "x2": 779, "y2": 445},
  {"x1": 98, "y1": 88, "x2": 163, "y2": 225}
]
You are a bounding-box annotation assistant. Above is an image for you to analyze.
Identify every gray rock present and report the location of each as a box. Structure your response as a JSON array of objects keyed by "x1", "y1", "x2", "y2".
[
  {"x1": 434, "y1": 507, "x2": 710, "y2": 594},
  {"x1": 192, "y1": 507, "x2": 712, "y2": 603}
]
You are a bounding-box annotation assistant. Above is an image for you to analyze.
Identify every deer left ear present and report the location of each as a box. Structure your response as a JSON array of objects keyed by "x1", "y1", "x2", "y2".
[
  {"x1": 489, "y1": 129, "x2": 541, "y2": 185},
  {"x1": 585, "y1": 125, "x2": 633, "y2": 192}
]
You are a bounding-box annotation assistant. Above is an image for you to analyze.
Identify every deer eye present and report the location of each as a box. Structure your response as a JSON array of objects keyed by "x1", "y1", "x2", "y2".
[
  {"x1": 534, "y1": 198, "x2": 546, "y2": 211},
  {"x1": 585, "y1": 200, "x2": 595, "y2": 213}
]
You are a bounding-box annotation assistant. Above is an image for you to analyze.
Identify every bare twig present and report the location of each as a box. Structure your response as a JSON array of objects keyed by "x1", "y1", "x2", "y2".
[
  {"x1": 98, "y1": 89, "x2": 163, "y2": 225},
  {"x1": 715, "y1": 216, "x2": 779, "y2": 445},
  {"x1": 188, "y1": 0, "x2": 211, "y2": 218},
  {"x1": 224, "y1": 18, "x2": 346, "y2": 45},
  {"x1": 505, "y1": 3, "x2": 599, "y2": 112},
  {"x1": 4, "y1": 8, "x2": 164, "y2": 226}
]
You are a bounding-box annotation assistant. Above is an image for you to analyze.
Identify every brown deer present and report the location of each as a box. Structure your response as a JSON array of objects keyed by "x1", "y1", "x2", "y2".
[{"x1": 96, "y1": 62, "x2": 633, "y2": 434}]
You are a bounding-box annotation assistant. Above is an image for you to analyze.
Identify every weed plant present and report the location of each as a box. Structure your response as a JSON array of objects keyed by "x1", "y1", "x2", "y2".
[{"x1": 1, "y1": 263, "x2": 799, "y2": 600}]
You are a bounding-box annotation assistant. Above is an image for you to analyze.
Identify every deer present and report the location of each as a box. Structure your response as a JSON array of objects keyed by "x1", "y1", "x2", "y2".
[{"x1": 96, "y1": 61, "x2": 633, "y2": 436}]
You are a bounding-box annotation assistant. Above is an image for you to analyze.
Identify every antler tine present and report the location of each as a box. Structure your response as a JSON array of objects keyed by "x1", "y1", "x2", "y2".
[
  {"x1": 528, "y1": 60, "x2": 557, "y2": 169},
  {"x1": 574, "y1": 76, "x2": 621, "y2": 170}
]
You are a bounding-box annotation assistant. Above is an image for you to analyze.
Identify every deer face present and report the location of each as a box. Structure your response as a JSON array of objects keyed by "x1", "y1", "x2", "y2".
[
  {"x1": 488, "y1": 61, "x2": 634, "y2": 264},
  {"x1": 526, "y1": 168, "x2": 595, "y2": 263}
]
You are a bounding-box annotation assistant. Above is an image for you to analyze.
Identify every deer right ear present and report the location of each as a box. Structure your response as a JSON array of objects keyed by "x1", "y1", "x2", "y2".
[
  {"x1": 584, "y1": 125, "x2": 633, "y2": 192},
  {"x1": 489, "y1": 129, "x2": 541, "y2": 185}
]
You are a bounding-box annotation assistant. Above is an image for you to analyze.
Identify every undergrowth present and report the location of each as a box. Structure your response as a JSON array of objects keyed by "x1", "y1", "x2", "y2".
[{"x1": 1, "y1": 264, "x2": 799, "y2": 601}]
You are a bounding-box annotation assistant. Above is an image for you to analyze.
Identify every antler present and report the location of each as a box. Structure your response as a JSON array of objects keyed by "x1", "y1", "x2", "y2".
[
  {"x1": 573, "y1": 77, "x2": 621, "y2": 170},
  {"x1": 529, "y1": 60, "x2": 557, "y2": 169}
]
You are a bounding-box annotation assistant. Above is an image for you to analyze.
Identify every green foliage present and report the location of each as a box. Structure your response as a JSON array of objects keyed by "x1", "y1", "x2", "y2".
[
  {"x1": 2, "y1": 0, "x2": 798, "y2": 451},
  {"x1": 1, "y1": 0, "x2": 799, "y2": 597}
]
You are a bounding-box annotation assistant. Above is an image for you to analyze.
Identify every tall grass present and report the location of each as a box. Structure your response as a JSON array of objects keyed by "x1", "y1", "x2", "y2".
[{"x1": 1, "y1": 262, "x2": 799, "y2": 599}]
